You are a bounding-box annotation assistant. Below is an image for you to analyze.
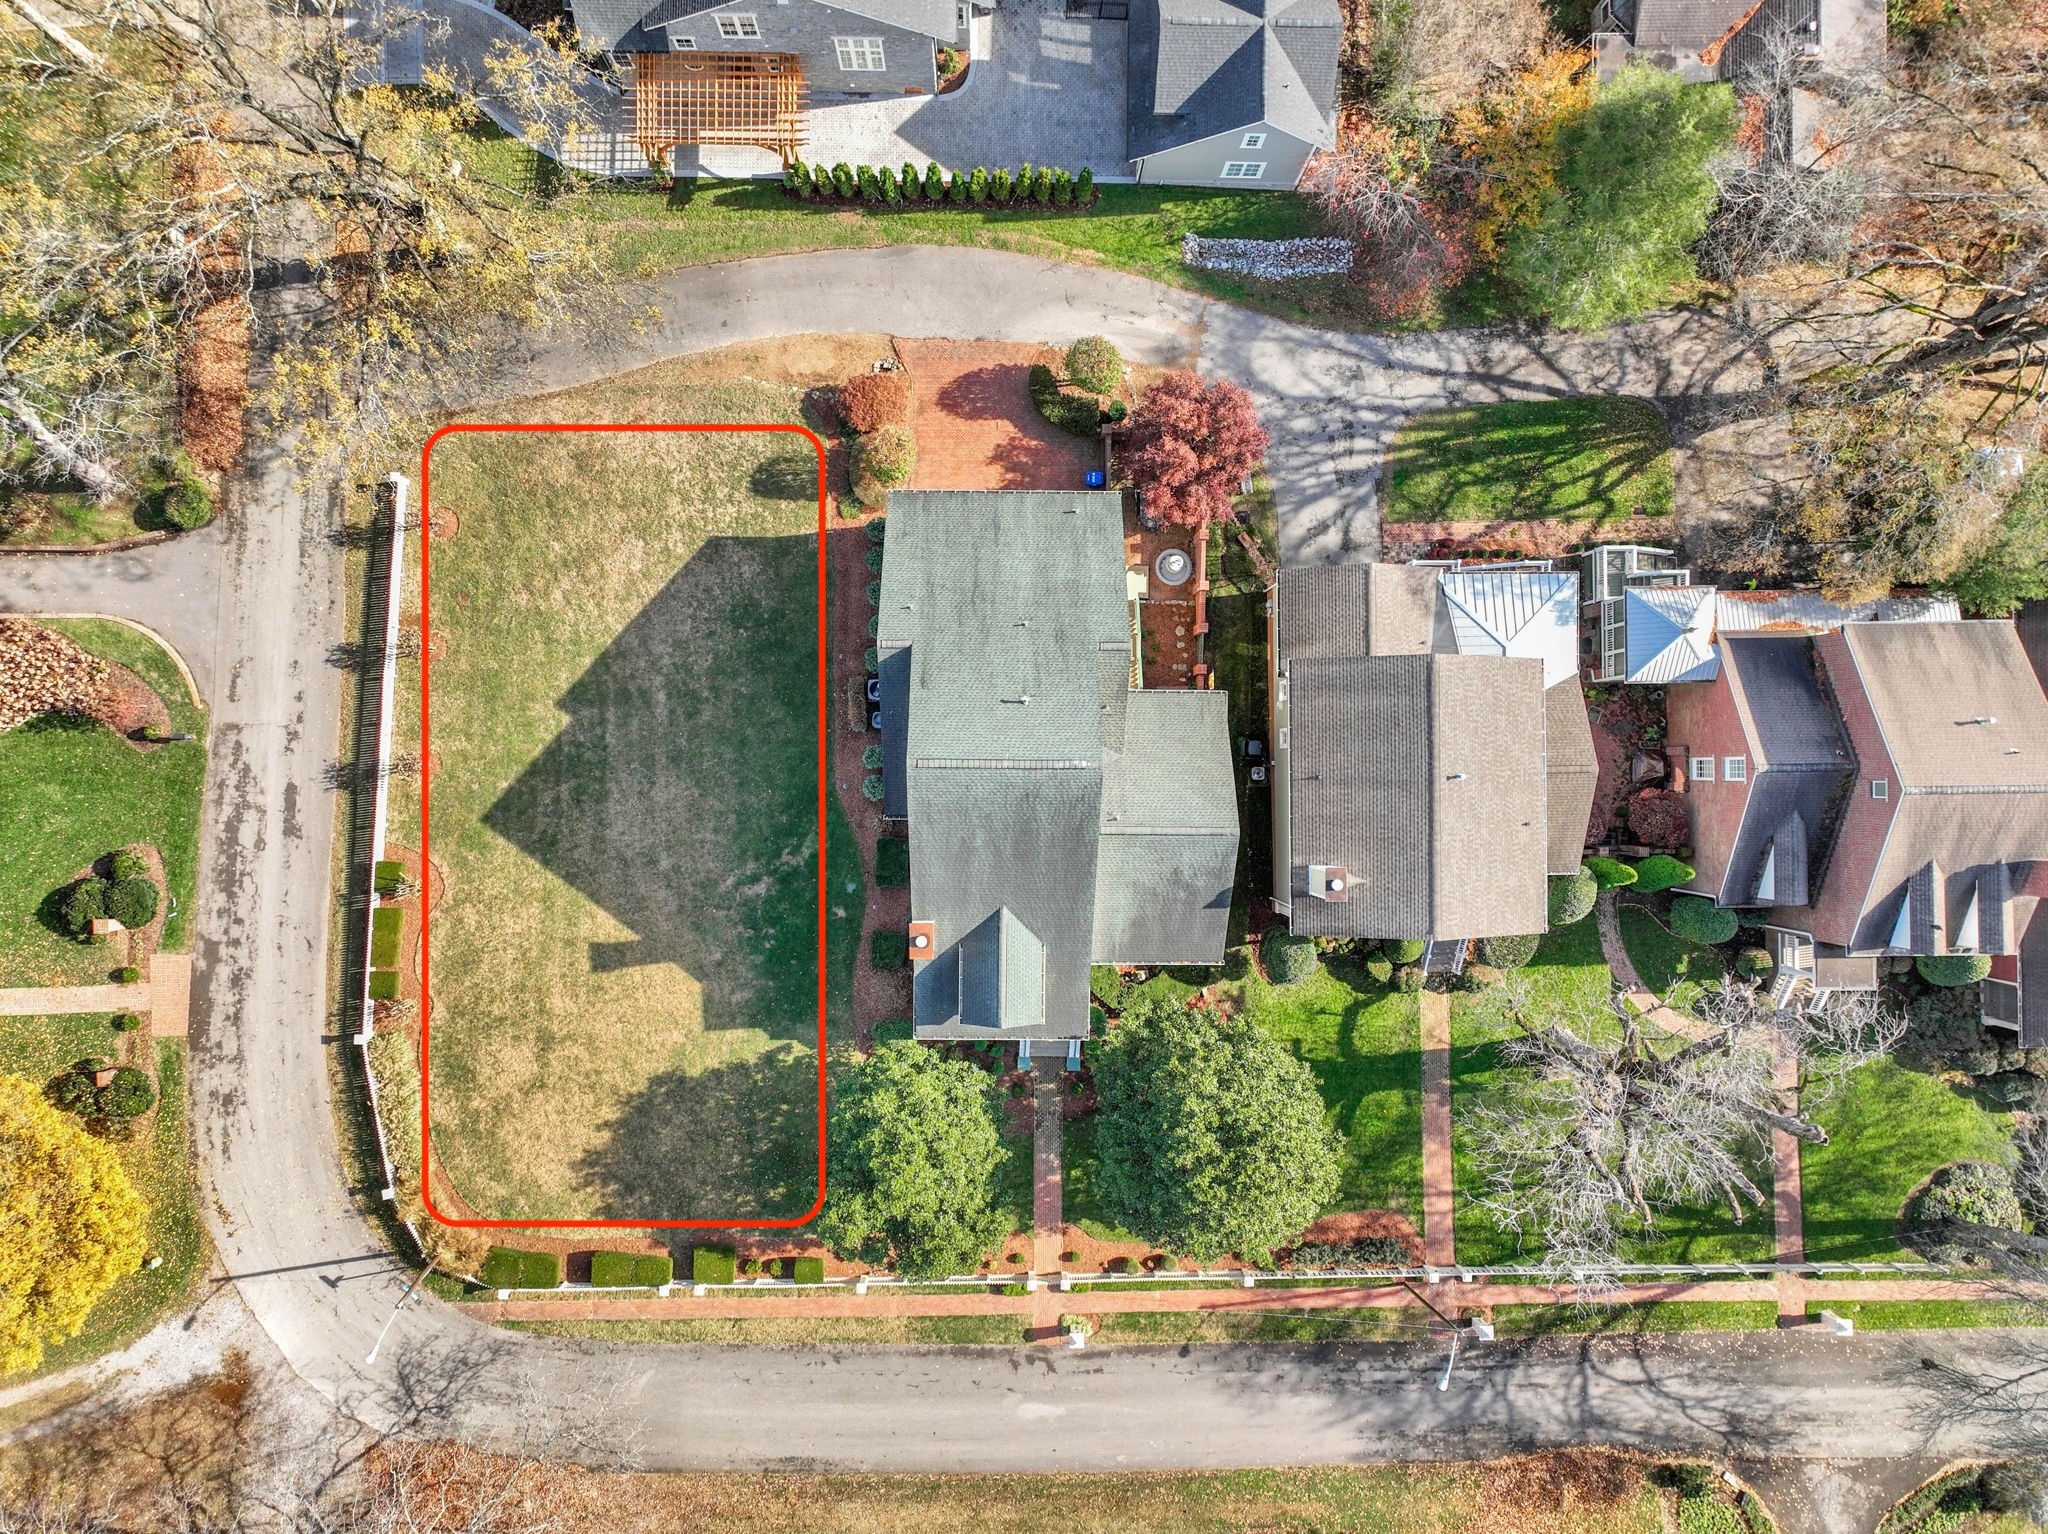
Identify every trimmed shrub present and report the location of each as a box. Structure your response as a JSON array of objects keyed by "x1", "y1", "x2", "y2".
[
  {"x1": 63, "y1": 878, "x2": 108, "y2": 936},
  {"x1": 105, "y1": 878, "x2": 158, "y2": 929},
  {"x1": 1627, "y1": 787, "x2": 1689, "y2": 849},
  {"x1": 370, "y1": 905, "x2": 403, "y2": 967},
  {"x1": 868, "y1": 613, "x2": 880, "y2": 639},
  {"x1": 373, "y1": 858, "x2": 407, "y2": 896},
  {"x1": 968, "y1": 166, "x2": 988, "y2": 202},
  {"x1": 1103, "y1": 397, "x2": 1128, "y2": 424},
  {"x1": 1262, "y1": 929, "x2": 1319, "y2": 985},
  {"x1": 1548, "y1": 869, "x2": 1599, "y2": 927},
  {"x1": 1052, "y1": 169, "x2": 1073, "y2": 206},
  {"x1": 1456, "y1": 962, "x2": 1504, "y2": 992},
  {"x1": 879, "y1": 165, "x2": 901, "y2": 203},
  {"x1": 1089, "y1": 965, "x2": 1130, "y2": 1010},
  {"x1": 923, "y1": 162, "x2": 945, "y2": 200},
  {"x1": 691, "y1": 1244, "x2": 737, "y2": 1284},
  {"x1": 862, "y1": 743, "x2": 884, "y2": 770},
  {"x1": 1076, "y1": 166, "x2": 1094, "y2": 202},
  {"x1": 739, "y1": 1257, "x2": 760, "y2": 1276},
  {"x1": 875, "y1": 837, "x2": 910, "y2": 887},
  {"x1": 947, "y1": 167, "x2": 968, "y2": 203},
  {"x1": 852, "y1": 423, "x2": 917, "y2": 488},
  {"x1": 1478, "y1": 933, "x2": 1541, "y2": 970},
  {"x1": 114, "y1": 965, "x2": 141, "y2": 984},
  {"x1": 1393, "y1": 964, "x2": 1425, "y2": 993},
  {"x1": 1029, "y1": 364, "x2": 1102, "y2": 436},
  {"x1": 1584, "y1": 856, "x2": 1638, "y2": 890},
  {"x1": 1364, "y1": 954, "x2": 1394, "y2": 985},
  {"x1": 871, "y1": 930, "x2": 908, "y2": 969},
  {"x1": 872, "y1": 1018, "x2": 914, "y2": 1044},
  {"x1": 990, "y1": 167, "x2": 1012, "y2": 202},
  {"x1": 832, "y1": 162, "x2": 855, "y2": 198},
  {"x1": 1732, "y1": 946, "x2": 1774, "y2": 980},
  {"x1": 784, "y1": 158, "x2": 807, "y2": 194},
  {"x1": 1384, "y1": 939, "x2": 1426, "y2": 964},
  {"x1": 792, "y1": 1255, "x2": 826, "y2": 1283},
  {"x1": 368, "y1": 969, "x2": 399, "y2": 1002},
  {"x1": 108, "y1": 850, "x2": 149, "y2": 881},
  {"x1": 1631, "y1": 853, "x2": 1695, "y2": 893},
  {"x1": 111, "y1": 1012, "x2": 143, "y2": 1033},
  {"x1": 1918, "y1": 953, "x2": 1994, "y2": 988},
  {"x1": 157, "y1": 449, "x2": 214, "y2": 530},
  {"x1": 865, "y1": 544, "x2": 885, "y2": 573},
  {"x1": 1904, "y1": 1160, "x2": 2024, "y2": 1242},
  {"x1": 1283, "y1": 1237, "x2": 1408, "y2": 1270},
  {"x1": 857, "y1": 164, "x2": 880, "y2": 201},
  {"x1": 1669, "y1": 895, "x2": 1739, "y2": 945},
  {"x1": 591, "y1": 1251, "x2": 674, "y2": 1287},
  {"x1": 479, "y1": 1247, "x2": 561, "y2": 1289},
  {"x1": 866, "y1": 578, "x2": 882, "y2": 607},
  {"x1": 861, "y1": 772, "x2": 886, "y2": 801},
  {"x1": 865, "y1": 645, "x2": 879, "y2": 672},
  {"x1": 839, "y1": 371, "x2": 912, "y2": 433},
  {"x1": 1064, "y1": 335, "x2": 1123, "y2": 395},
  {"x1": 1031, "y1": 166, "x2": 1053, "y2": 203},
  {"x1": 866, "y1": 516, "x2": 887, "y2": 544},
  {"x1": 900, "y1": 161, "x2": 919, "y2": 197},
  {"x1": 101, "y1": 1065, "x2": 154, "y2": 1122}
]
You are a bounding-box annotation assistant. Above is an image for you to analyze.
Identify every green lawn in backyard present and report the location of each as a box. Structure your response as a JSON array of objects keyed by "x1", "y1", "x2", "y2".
[
  {"x1": 1617, "y1": 901, "x2": 1723, "y2": 1010},
  {"x1": 0, "y1": 619, "x2": 206, "y2": 986},
  {"x1": 394, "y1": 377, "x2": 861, "y2": 1222},
  {"x1": 1802, "y1": 1060, "x2": 2015, "y2": 1263},
  {"x1": 0, "y1": 1020, "x2": 205, "y2": 1375},
  {"x1": 1383, "y1": 398, "x2": 1675, "y2": 525},
  {"x1": 458, "y1": 128, "x2": 1374, "y2": 329},
  {"x1": 1449, "y1": 914, "x2": 1774, "y2": 1267}
]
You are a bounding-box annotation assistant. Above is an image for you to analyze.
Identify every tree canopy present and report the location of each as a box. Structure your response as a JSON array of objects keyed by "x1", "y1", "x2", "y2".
[
  {"x1": 1090, "y1": 995, "x2": 1339, "y2": 1261},
  {"x1": 814, "y1": 1043, "x2": 1013, "y2": 1278},
  {"x1": 1502, "y1": 66, "x2": 1737, "y2": 330},
  {"x1": 1120, "y1": 372, "x2": 1270, "y2": 529},
  {"x1": 0, "y1": 1072, "x2": 147, "y2": 1372}
]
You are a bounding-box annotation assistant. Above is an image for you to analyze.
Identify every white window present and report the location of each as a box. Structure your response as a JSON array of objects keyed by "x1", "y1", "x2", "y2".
[
  {"x1": 1240, "y1": 131, "x2": 1267, "y2": 149},
  {"x1": 956, "y1": 1, "x2": 969, "y2": 24},
  {"x1": 1871, "y1": 778, "x2": 1889, "y2": 800},
  {"x1": 1220, "y1": 161, "x2": 1267, "y2": 180},
  {"x1": 834, "y1": 34, "x2": 886, "y2": 69},
  {"x1": 671, "y1": 32, "x2": 696, "y2": 47},
  {"x1": 716, "y1": 13, "x2": 761, "y2": 36},
  {"x1": 1689, "y1": 756, "x2": 1714, "y2": 783},
  {"x1": 1723, "y1": 755, "x2": 1748, "y2": 782}
]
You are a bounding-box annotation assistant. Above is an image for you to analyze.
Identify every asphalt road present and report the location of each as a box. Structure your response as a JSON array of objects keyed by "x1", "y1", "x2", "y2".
[{"x1": 1, "y1": 251, "x2": 1994, "y2": 1514}]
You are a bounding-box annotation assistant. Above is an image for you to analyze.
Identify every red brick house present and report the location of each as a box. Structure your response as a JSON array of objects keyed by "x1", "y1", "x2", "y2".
[{"x1": 1665, "y1": 621, "x2": 2048, "y2": 1040}]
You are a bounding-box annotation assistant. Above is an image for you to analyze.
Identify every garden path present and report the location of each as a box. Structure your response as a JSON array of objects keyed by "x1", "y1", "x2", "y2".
[
  {"x1": 1031, "y1": 1057, "x2": 1065, "y2": 1277},
  {"x1": 1419, "y1": 990, "x2": 1456, "y2": 1267},
  {"x1": 1772, "y1": 1028, "x2": 1808, "y2": 1322},
  {"x1": 0, "y1": 980, "x2": 149, "y2": 1015}
]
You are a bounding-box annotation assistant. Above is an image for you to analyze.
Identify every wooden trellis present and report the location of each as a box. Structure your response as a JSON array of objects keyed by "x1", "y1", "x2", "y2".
[{"x1": 630, "y1": 52, "x2": 807, "y2": 165}]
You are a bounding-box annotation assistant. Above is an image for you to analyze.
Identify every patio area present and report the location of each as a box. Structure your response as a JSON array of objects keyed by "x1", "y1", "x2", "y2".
[{"x1": 896, "y1": 339, "x2": 1101, "y2": 490}]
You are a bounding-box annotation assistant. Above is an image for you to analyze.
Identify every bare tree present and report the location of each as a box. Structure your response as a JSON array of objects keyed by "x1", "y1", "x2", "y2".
[{"x1": 1468, "y1": 980, "x2": 1900, "y2": 1281}]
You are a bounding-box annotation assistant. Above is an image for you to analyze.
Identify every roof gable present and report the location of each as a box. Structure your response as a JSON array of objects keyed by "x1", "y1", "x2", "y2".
[
  {"x1": 1625, "y1": 584, "x2": 1719, "y2": 684},
  {"x1": 1127, "y1": 0, "x2": 1339, "y2": 158}
]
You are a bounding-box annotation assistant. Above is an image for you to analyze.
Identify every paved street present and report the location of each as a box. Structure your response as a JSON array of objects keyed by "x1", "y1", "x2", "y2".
[{"x1": 0, "y1": 254, "x2": 1944, "y2": 1524}]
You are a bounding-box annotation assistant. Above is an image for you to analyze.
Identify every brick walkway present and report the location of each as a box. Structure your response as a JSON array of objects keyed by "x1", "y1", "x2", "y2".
[
  {"x1": 0, "y1": 952, "x2": 193, "y2": 1034},
  {"x1": 1419, "y1": 990, "x2": 1456, "y2": 1267},
  {"x1": 1772, "y1": 1027, "x2": 1808, "y2": 1321},
  {"x1": 1597, "y1": 891, "x2": 1708, "y2": 1038},
  {"x1": 896, "y1": 340, "x2": 1099, "y2": 492},
  {"x1": 1031, "y1": 1058, "x2": 1065, "y2": 1274}
]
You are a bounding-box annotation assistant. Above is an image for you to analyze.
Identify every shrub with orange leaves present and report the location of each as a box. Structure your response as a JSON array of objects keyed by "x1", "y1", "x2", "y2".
[{"x1": 1442, "y1": 47, "x2": 1594, "y2": 261}]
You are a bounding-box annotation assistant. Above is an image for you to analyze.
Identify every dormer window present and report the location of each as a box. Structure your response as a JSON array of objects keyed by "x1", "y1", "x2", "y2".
[{"x1": 717, "y1": 12, "x2": 761, "y2": 36}]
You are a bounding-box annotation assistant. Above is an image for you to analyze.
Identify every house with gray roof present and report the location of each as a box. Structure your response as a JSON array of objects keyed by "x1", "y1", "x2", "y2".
[
  {"x1": 1126, "y1": 0, "x2": 1340, "y2": 189},
  {"x1": 1269, "y1": 564, "x2": 1597, "y2": 951},
  {"x1": 876, "y1": 490, "x2": 1238, "y2": 1050}
]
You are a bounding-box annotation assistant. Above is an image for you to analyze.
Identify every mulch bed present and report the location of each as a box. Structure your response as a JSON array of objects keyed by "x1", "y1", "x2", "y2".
[
  {"x1": 1586, "y1": 690, "x2": 1667, "y2": 844},
  {"x1": 1380, "y1": 514, "x2": 1676, "y2": 563}
]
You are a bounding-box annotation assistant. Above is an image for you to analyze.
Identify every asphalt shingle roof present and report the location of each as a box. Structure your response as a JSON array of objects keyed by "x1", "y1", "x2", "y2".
[
  {"x1": 1127, "y1": 0, "x2": 1340, "y2": 159},
  {"x1": 1715, "y1": 636, "x2": 1851, "y2": 909}
]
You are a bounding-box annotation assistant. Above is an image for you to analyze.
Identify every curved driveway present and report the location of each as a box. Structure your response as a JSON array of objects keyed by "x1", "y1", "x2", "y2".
[{"x1": 5, "y1": 250, "x2": 1996, "y2": 1488}]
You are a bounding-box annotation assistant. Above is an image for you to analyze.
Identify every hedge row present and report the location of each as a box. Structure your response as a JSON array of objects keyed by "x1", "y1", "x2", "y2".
[
  {"x1": 692, "y1": 1244, "x2": 737, "y2": 1284},
  {"x1": 370, "y1": 906, "x2": 403, "y2": 968},
  {"x1": 367, "y1": 969, "x2": 399, "y2": 1002},
  {"x1": 784, "y1": 158, "x2": 1098, "y2": 210},
  {"x1": 480, "y1": 1246, "x2": 562, "y2": 1289},
  {"x1": 591, "y1": 1251, "x2": 674, "y2": 1288},
  {"x1": 1028, "y1": 363, "x2": 1117, "y2": 437},
  {"x1": 875, "y1": 837, "x2": 910, "y2": 887},
  {"x1": 373, "y1": 858, "x2": 407, "y2": 896}
]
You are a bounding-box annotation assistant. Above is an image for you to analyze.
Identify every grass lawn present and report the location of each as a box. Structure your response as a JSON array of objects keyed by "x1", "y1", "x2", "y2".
[
  {"x1": 0, "y1": 619, "x2": 206, "y2": 986},
  {"x1": 505, "y1": 1316, "x2": 1026, "y2": 1345},
  {"x1": 459, "y1": 128, "x2": 1378, "y2": 329},
  {"x1": 1491, "y1": 1301, "x2": 1778, "y2": 1337},
  {"x1": 1802, "y1": 1061, "x2": 2016, "y2": 1263},
  {"x1": 1449, "y1": 915, "x2": 1774, "y2": 1268},
  {"x1": 396, "y1": 377, "x2": 861, "y2": 1222},
  {"x1": 1094, "y1": 1308, "x2": 1432, "y2": 1345},
  {"x1": 1617, "y1": 902, "x2": 1721, "y2": 1010},
  {"x1": 1229, "y1": 966, "x2": 1425, "y2": 1228},
  {"x1": 1383, "y1": 398, "x2": 1675, "y2": 526},
  {"x1": 0, "y1": 1020, "x2": 205, "y2": 1375},
  {"x1": 1805, "y1": 1299, "x2": 2045, "y2": 1330}
]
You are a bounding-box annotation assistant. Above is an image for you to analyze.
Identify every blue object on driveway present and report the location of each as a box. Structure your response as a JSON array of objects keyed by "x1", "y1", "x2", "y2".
[{"x1": 1085, "y1": 469, "x2": 1106, "y2": 489}]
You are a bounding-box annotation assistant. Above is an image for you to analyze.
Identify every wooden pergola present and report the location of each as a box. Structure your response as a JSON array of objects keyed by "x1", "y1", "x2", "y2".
[{"x1": 630, "y1": 52, "x2": 807, "y2": 166}]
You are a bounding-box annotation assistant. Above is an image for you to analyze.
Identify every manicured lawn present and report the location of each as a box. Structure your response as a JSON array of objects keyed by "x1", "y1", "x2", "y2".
[
  {"x1": 1802, "y1": 1061, "x2": 2015, "y2": 1263},
  {"x1": 0, "y1": 1020, "x2": 205, "y2": 1375},
  {"x1": 506, "y1": 1315, "x2": 1026, "y2": 1345},
  {"x1": 0, "y1": 619, "x2": 206, "y2": 985},
  {"x1": 1618, "y1": 902, "x2": 1720, "y2": 1010},
  {"x1": 1383, "y1": 398, "x2": 1675, "y2": 525},
  {"x1": 1095, "y1": 1308, "x2": 1430, "y2": 1344},
  {"x1": 393, "y1": 377, "x2": 861, "y2": 1222},
  {"x1": 1805, "y1": 1299, "x2": 2044, "y2": 1330},
  {"x1": 1491, "y1": 1301, "x2": 1778, "y2": 1336},
  {"x1": 460, "y1": 128, "x2": 1371, "y2": 329},
  {"x1": 1230, "y1": 966, "x2": 1425, "y2": 1228}
]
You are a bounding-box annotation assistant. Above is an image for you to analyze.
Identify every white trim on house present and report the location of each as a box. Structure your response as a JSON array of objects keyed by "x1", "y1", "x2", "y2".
[
  {"x1": 1239, "y1": 131, "x2": 1266, "y2": 148},
  {"x1": 834, "y1": 33, "x2": 886, "y2": 68},
  {"x1": 716, "y1": 11, "x2": 761, "y2": 34},
  {"x1": 1723, "y1": 755, "x2": 1748, "y2": 782},
  {"x1": 1690, "y1": 755, "x2": 1714, "y2": 782},
  {"x1": 1220, "y1": 161, "x2": 1267, "y2": 179}
]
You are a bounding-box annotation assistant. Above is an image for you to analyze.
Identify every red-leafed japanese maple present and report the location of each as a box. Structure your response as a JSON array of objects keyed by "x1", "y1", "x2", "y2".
[
  {"x1": 1120, "y1": 372, "x2": 1270, "y2": 529},
  {"x1": 1626, "y1": 788, "x2": 1689, "y2": 850}
]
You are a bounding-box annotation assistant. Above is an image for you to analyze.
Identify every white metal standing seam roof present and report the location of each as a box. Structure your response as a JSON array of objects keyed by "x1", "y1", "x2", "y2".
[
  {"x1": 1438, "y1": 570, "x2": 1581, "y2": 691},
  {"x1": 1624, "y1": 584, "x2": 1721, "y2": 684}
]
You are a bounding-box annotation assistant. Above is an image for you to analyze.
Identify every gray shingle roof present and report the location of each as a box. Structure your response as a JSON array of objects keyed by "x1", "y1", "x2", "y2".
[
  {"x1": 579, "y1": 0, "x2": 956, "y2": 54},
  {"x1": 1620, "y1": 0, "x2": 1762, "y2": 48},
  {"x1": 1127, "y1": 0, "x2": 1340, "y2": 159},
  {"x1": 878, "y1": 491, "x2": 1237, "y2": 1039},
  {"x1": 1545, "y1": 680, "x2": 1598, "y2": 876},
  {"x1": 1715, "y1": 636, "x2": 1851, "y2": 909}
]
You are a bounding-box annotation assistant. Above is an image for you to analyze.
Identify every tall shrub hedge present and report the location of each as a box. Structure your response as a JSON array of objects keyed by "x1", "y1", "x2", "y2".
[
  {"x1": 480, "y1": 1246, "x2": 562, "y2": 1289},
  {"x1": 691, "y1": 1244, "x2": 737, "y2": 1284},
  {"x1": 784, "y1": 161, "x2": 1100, "y2": 209},
  {"x1": 591, "y1": 1251, "x2": 674, "y2": 1287}
]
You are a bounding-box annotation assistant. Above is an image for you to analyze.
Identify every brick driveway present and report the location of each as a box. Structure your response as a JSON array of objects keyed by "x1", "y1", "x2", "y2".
[
  {"x1": 802, "y1": 0, "x2": 1132, "y2": 176},
  {"x1": 897, "y1": 339, "x2": 1101, "y2": 490}
]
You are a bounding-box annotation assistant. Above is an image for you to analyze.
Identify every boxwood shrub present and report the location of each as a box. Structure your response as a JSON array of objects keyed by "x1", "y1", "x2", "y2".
[
  {"x1": 1028, "y1": 364, "x2": 1103, "y2": 437},
  {"x1": 1630, "y1": 853, "x2": 1695, "y2": 893},
  {"x1": 370, "y1": 906, "x2": 403, "y2": 967},
  {"x1": 866, "y1": 516, "x2": 887, "y2": 544},
  {"x1": 1548, "y1": 868, "x2": 1599, "y2": 927},
  {"x1": 1583, "y1": 856, "x2": 1638, "y2": 890},
  {"x1": 1384, "y1": 938, "x2": 1426, "y2": 964},
  {"x1": 1668, "y1": 895, "x2": 1739, "y2": 945},
  {"x1": 480, "y1": 1246, "x2": 562, "y2": 1289},
  {"x1": 872, "y1": 1018, "x2": 914, "y2": 1044},
  {"x1": 1478, "y1": 933, "x2": 1541, "y2": 970},
  {"x1": 875, "y1": 837, "x2": 910, "y2": 887},
  {"x1": 692, "y1": 1243, "x2": 737, "y2": 1284},
  {"x1": 1917, "y1": 953, "x2": 1993, "y2": 987},
  {"x1": 63, "y1": 877, "x2": 108, "y2": 935},
  {"x1": 792, "y1": 1256, "x2": 826, "y2": 1283},
  {"x1": 105, "y1": 877, "x2": 158, "y2": 929},
  {"x1": 367, "y1": 969, "x2": 399, "y2": 1001},
  {"x1": 871, "y1": 930, "x2": 908, "y2": 969},
  {"x1": 109, "y1": 849, "x2": 149, "y2": 881},
  {"x1": 862, "y1": 773, "x2": 886, "y2": 801},
  {"x1": 591, "y1": 1251, "x2": 674, "y2": 1287},
  {"x1": 1262, "y1": 929, "x2": 1318, "y2": 985},
  {"x1": 373, "y1": 858, "x2": 407, "y2": 895},
  {"x1": 1064, "y1": 335, "x2": 1123, "y2": 394}
]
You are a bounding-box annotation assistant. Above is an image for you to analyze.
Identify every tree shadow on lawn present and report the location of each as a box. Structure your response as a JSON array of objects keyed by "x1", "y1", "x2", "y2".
[
  {"x1": 578, "y1": 1044, "x2": 819, "y2": 1223},
  {"x1": 1385, "y1": 397, "x2": 1674, "y2": 524},
  {"x1": 481, "y1": 533, "x2": 856, "y2": 1050}
]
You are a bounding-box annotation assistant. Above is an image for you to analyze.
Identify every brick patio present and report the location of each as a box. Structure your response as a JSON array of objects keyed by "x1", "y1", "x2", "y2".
[{"x1": 897, "y1": 339, "x2": 1100, "y2": 491}]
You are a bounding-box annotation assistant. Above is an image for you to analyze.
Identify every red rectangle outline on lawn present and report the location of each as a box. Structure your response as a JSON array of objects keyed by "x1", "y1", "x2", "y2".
[{"x1": 417, "y1": 422, "x2": 829, "y2": 1229}]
